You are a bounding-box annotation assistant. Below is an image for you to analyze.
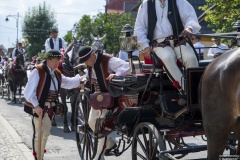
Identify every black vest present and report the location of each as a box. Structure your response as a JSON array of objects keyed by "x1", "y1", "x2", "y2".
[
  {"x1": 15, "y1": 48, "x2": 23, "y2": 57},
  {"x1": 147, "y1": 0, "x2": 184, "y2": 45},
  {"x1": 49, "y1": 38, "x2": 62, "y2": 50}
]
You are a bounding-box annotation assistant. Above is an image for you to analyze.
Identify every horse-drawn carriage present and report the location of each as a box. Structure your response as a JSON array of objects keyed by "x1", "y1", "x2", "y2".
[{"x1": 73, "y1": 24, "x2": 240, "y2": 160}]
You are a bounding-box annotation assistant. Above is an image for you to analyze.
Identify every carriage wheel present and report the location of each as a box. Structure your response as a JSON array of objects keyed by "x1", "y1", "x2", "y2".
[
  {"x1": 132, "y1": 122, "x2": 169, "y2": 160},
  {"x1": 74, "y1": 92, "x2": 98, "y2": 160}
]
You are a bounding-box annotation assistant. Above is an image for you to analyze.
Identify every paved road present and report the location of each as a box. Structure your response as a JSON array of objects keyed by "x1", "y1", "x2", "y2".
[{"x1": 0, "y1": 91, "x2": 232, "y2": 160}]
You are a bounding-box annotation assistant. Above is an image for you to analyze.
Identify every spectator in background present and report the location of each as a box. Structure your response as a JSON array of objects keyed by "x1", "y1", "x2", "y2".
[
  {"x1": 12, "y1": 42, "x2": 26, "y2": 60},
  {"x1": 207, "y1": 38, "x2": 228, "y2": 58},
  {"x1": 45, "y1": 28, "x2": 66, "y2": 52},
  {"x1": 192, "y1": 36, "x2": 205, "y2": 60},
  {"x1": 118, "y1": 50, "x2": 139, "y2": 61}
]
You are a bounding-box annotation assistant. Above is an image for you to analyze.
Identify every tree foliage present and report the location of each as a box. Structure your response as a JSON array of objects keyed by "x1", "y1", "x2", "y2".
[
  {"x1": 22, "y1": 2, "x2": 57, "y2": 59},
  {"x1": 74, "y1": 13, "x2": 135, "y2": 55},
  {"x1": 200, "y1": 0, "x2": 240, "y2": 33}
]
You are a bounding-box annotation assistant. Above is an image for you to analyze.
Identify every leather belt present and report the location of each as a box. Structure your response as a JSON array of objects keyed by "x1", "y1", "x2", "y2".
[{"x1": 155, "y1": 35, "x2": 175, "y2": 43}]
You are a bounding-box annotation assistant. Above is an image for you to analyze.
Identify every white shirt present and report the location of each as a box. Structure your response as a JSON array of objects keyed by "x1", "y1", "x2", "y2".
[
  {"x1": 91, "y1": 56, "x2": 130, "y2": 79},
  {"x1": 12, "y1": 48, "x2": 25, "y2": 60},
  {"x1": 24, "y1": 65, "x2": 81, "y2": 108},
  {"x1": 193, "y1": 42, "x2": 205, "y2": 54},
  {"x1": 134, "y1": 0, "x2": 201, "y2": 50},
  {"x1": 45, "y1": 37, "x2": 67, "y2": 52},
  {"x1": 118, "y1": 50, "x2": 139, "y2": 61},
  {"x1": 207, "y1": 43, "x2": 228, "y2": 57}
]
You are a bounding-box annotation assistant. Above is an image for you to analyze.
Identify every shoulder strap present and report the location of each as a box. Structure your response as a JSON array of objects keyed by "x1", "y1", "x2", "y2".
[
  {"x1": 59, "y1": 38, "x2": 62, "y2": 49},
  {"x1": 168, "y1": 0, "x2": 184, "y2": 37},
  {"x1": 147, "y1": 0, "x2": 157, "y2": 46},
  {"x1": 50, "y1": 38, "x2": 54, "y2": 49}
]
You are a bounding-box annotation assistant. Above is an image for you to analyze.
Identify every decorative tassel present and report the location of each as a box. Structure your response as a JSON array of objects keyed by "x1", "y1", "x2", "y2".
[{"x1": 33, "y1": 152, "x2": 37, "y2": 156}]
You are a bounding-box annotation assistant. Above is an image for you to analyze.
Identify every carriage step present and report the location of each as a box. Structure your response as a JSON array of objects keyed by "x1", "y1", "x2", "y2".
[{"x1": 160, "y1": 145, "x2": 207, "y2": 156}]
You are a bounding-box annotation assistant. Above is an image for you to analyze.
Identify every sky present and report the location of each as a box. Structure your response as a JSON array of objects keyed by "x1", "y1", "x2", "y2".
[{"x1": 0, "y1": 0, "x2": 106, "y2": 49}]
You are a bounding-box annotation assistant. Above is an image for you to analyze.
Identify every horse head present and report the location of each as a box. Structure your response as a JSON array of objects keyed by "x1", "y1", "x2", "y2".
[
  {"x1": 16, "y1": 53, "x2": 25, "y2": 68},
  {"x1": 63, "y1": 36, "x2": 85, "y2": 68},
  {"x1": 90, "y1": 32, "x2": 106, "y2": 52}
]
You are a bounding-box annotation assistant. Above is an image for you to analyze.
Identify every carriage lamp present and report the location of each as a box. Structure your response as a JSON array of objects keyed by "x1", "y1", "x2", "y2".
[
  {"x1": 233, "y1": 20, "x2": 240, "y2": 47},
  {"x1": 119, "y1": 24, "x2": 138, "y2": 74}
]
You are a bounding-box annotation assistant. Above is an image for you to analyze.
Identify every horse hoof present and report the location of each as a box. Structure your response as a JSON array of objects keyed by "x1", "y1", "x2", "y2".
[
  {"x1": 51, "y1": 121, "x2": 57, "y2": 126},
  {"x1": 71, "y1": 126, "x2": 75, "y2": 132},
  {"x1": 64, "y1": 126, "x2": 71, "y2": 133}
]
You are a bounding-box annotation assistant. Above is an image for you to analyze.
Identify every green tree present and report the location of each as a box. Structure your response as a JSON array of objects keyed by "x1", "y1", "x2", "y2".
[
  {"x1": 22, "y1": 2, "x2": 57, "y2": 59},
  {"x1": 74, "y1": 13, "x2": 135, "y2": 55},
  {"x1": 63, "y1": 31, "x2": 73, "y2": 45},
  {"x1": 200, "y1": 1, "x2": 240, "y2": 33}
]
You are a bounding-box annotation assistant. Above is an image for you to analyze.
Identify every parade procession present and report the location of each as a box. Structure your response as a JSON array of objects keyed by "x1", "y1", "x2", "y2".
[{"x1": 1, "y1": 0, "x2": 240, "y2": 160}]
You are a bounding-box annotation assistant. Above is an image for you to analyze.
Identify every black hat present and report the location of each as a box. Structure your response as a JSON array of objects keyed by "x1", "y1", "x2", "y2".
[
  {"x1": 18, "y1": 42, "x2": 22, "y2": 45},
  {"x1": 43, "y1": 50, "x2": 61, "y2": 59},
  {"x1": 50, "y1": 28, "x2": 58, "y2": 33},
  {"x1": 78, "y1": 46, "x2": 93, "y2": 63}
]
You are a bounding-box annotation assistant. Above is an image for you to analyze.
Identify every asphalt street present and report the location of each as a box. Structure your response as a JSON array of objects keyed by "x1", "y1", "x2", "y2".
[{"x1": 0, "y1": 89, "x2": 231, "y2": 160}]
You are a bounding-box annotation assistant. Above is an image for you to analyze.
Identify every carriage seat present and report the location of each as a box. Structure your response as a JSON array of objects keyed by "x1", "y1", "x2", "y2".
[
  {"x1": 142, "y1": 56, "x2": 183, "y2": 73},
  {"x1": 199, "y1": 59, "x2": 212, "y2": 67}
]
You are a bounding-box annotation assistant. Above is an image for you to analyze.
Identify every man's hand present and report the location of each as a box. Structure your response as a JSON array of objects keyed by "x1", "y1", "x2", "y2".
[
  {"x1": 142, "y1": 47, "x2": 153, "y2": 59},
  {"x1": 106, "y1": 74, "x2": 116, "y2": 81},
  {"x1": 79, "y1": 77, "x2": 87, "y2": 89},
  {"x1": 35, "y1": 106, "x2": 42, "y2": 116},
  {"x1": 180, "y1": 28, "x2": 193, "y2": 37}
]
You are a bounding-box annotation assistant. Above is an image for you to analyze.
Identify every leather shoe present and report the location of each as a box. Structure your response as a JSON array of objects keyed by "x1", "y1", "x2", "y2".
[{"x1": 104, "y1": 143, "x2": 117, "y2": 155}]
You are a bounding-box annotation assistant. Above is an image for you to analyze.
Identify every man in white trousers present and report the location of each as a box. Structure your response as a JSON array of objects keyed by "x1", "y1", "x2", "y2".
[
  {"x1": 134, "y1": 0, "x2": 201, "y2": 105},
  {"x1": 78, "y1": 46, "x2": 130, "y2": 160}
]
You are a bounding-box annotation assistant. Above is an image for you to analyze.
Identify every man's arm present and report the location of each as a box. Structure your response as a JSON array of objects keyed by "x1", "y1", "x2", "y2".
[
  {"x1": 134, "y1": 1, "x2": 150, "y2": 51},
  {"x1": 108, "y1": 57, "x2": 130, "y2": 76},
  {"x1": 24, "y1": 68, "x2": 40, "y2": 107},
  {"x1": 12, "y1": 48, "x2": 16, "y2": 59},
  {"x1": 61, "y1": 38, "x2": 67, "y2": 49},
  {"x1": 61, "y1": 74, "x2": 82, "y2": 89},
  {"x1": 177, "y1": 0, "x2": 201, "y2": 34},
  {"x1": 45, "y1": 38, "x2": 51, "y2": 52}
]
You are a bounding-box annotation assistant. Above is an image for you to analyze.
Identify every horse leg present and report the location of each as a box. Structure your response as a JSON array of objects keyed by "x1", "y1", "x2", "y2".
[
  {"x1": 233, "y1": 117, "x2": 240, "y2": 155},
  {"x1": 9, "y1": 81, "x2": 14, "y2": 102},
  {"x1": 70, "y1": 92, "x2": 78, "y2": 131},
  {"x1": 18, "y1": 84, "x2": 22, "y2": 103},
  {"x1": 60, "y1": 88, "x2": 70, "y2": 133},
  {"x1": 204, "y1": 112, "x2": 231, "y2": 160}
]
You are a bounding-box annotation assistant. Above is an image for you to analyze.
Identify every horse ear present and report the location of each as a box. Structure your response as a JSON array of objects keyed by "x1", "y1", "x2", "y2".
[
  {"x1": 101, "y1": 34, "x2": 107, "y2": 41},
  {"x1": 82, "y1": 37, "x2": 85, "y2": 44},
  {"x1": 90, "y1": 32, "x2": 95, "y2": 40}
]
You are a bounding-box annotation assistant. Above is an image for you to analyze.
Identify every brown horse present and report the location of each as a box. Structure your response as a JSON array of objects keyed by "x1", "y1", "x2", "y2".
[
  {"x1": 6, "y1": 53, "x2": 27, "y2": 103},
  {"x1": 201, "y1": 48, "x2": 240, "y2": 159}
]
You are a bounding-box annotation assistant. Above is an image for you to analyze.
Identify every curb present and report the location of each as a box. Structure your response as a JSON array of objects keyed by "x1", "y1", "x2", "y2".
[{"x1": 0, "y1": 112, "x2": 33, "y2": 160}]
